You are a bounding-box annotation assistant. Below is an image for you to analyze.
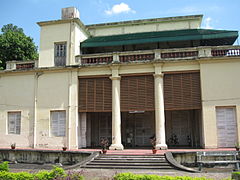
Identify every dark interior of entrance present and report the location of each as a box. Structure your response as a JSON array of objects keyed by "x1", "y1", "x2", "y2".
[
  {"x1": 85, "y1": 111, "x2": 155, "y2": 148},
  {"x1": 83, "y1": 110, "x2": 201, "y2": 149},
  {"x1": 165, "y1": 110, "x2": 201, "y2": 148},
  {"x1": 121, "y1": 111, "x2": 155, "y2": 148},
  {"x1": 86, "y1": 112, "x2": 112, "y2": 148}
]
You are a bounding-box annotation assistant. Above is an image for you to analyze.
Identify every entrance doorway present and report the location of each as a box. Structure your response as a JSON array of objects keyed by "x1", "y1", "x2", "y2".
[
  {"x1": 121, "y1": 111, "x2": 155, "y2": 148},
  {"x1": 165, "y1": 110, "x2": 201, "y2": 148},
  {"x1": 80, "y1": 112, "x2": 112, "y2": 148}
]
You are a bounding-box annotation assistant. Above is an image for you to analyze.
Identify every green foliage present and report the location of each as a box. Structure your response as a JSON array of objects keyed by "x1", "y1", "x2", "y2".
[
  {"x1": 0, "y1": 162, "x2": 9, "y2": 172},
  {"x1": 232, "y1": 172, "x2": 240, "y2": 180},
  {"x1": 0, "y1": 166, "x2": 84, "y2": 180},
  {"x1": 0, "y1": 24, "x2": 38, "y2": 69},
  {"x1": 114, "y1": 173, "x2": 213, "y2": 180},
  {"x1": 0, "y1": 171, "x2": 34, "y2": 180},
  {"x1": 34, "y1": 166, "x2": 66, "y2": 180},
  {"x1": 1, "y1": 24, "x2": 23, "y2": 33}
]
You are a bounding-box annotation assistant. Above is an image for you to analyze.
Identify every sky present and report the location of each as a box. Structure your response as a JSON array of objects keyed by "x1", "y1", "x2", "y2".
[{"x1": 0, "y1": 0, "x2": 239, "y2": 48}]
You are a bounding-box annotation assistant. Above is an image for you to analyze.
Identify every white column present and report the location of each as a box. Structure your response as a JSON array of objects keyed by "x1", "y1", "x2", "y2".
[
  {"x1": 79, "y1": 113, "x2": 87, "y2": 148},
  {"x1": 154, "y1": 73, "x2": 168, "y2": 150},
  {"x1": 109, "y1": 76, "x2": 124, "y2": 150},
  {"x1": 67, "y1": 70, "x2": 78, "y2": 150}
]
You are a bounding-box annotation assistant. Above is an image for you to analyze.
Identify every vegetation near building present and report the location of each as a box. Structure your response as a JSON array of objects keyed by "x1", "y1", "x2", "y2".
[{"x1": 0, "y1": 24, "x2": 38, "y2": 69}]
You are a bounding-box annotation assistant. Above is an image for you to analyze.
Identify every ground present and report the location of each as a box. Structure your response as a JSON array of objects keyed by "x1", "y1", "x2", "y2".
[{"x1": 11, "y1": 167, "x2": 232, "y2": 180}]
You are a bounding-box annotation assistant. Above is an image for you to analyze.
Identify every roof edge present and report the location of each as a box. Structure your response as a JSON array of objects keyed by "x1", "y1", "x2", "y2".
[
  {"x1": 37, "y1": 18, "x2": 90, "y2": 36},
  {"x1": 86, "y1": 14, "x2": 203, "y2": 29}
]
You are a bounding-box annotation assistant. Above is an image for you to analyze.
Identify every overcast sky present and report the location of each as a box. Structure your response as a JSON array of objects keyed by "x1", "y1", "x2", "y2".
[{"x1": 0, "y1": 0, "x2": 239, "y2": 47}]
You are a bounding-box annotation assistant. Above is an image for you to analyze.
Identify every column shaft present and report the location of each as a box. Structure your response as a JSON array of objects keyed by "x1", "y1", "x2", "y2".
[
  {"x1": 154, "y1": 74, "x2": 167, "y2": 150},
  {"x1": 109, "y1": 76, "x2": 124, "y2": 150}
]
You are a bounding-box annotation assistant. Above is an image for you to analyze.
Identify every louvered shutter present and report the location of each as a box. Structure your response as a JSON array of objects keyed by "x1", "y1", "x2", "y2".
[
  {"x1": 164, "y1": 71, "x2": 201, "y2": 110},
  {"x1": 15, "y1": 113, "x2": 21, "y2": 134},
  {"x1": 58, "y1": 111, "x2": 66, "y2": 136},
  {"x1": 8, "y1": 112, "x2": 21, "y2": 134},
  {"x1": 216, "y1": 107, "x2": 237, "y2": 147},
  {"x1": 51, "y1": 111, "x2": 66, "y2": 137},
  {"x1": 51, "y1": 112, "x2": 59, "y2": 136},
  {"x1": 121, "y1": 75, "x2": 154, "y2": 111},
  {"x1": 79, "y1": 77, "x2": 112, "y2": 112}
]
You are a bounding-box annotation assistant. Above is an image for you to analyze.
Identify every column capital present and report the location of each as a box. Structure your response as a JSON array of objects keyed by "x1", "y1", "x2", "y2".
[
  {"x1": 110, "y1": 76, "x2": 121, "y2": 81},
  {"x1": 110, "y1": 64, "x2": 120, "y2": 70},
  {"x1": 153, "y1": 62, "x2": 164, "y2": 68},
  {"x1": 153, "y1": 73, "x2": 164, "y2": 78}
]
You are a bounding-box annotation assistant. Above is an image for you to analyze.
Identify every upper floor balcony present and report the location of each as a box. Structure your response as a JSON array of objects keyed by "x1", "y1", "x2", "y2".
[
  {"x1": 5, "y1": 45, "x2": 240, "y2": 71},
  {"x1": 76, "y1": 45, "x2": 240, "y2": 65}
]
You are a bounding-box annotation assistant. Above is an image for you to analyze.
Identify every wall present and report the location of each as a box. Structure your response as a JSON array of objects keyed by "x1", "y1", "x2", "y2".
[
  {"x1": 0, "y1": 149, "x2": 92, "y2": 165},
  {"x1": 39, "y1": 23, "x2": 70, "y2": 67},
  {"x1": 200, "y1": 58, "x2": 240, "y2": 148},
  {"x1": 39, "y1": 21, "x2": 88, "y2": 68},
  {"x1": 2, "y1": 57, "x2": 240, "y2": 150},
  {"x1": 36, "y1": 70, "x2": 70, "y2": 149},
  {"x1": 87, "y1": 18, "x2": 201, "y2": 37},
  {"x1": 74, "y1": 23, "x2": 88, "y2": 57},
  {"x1": 0, "y1": 70, "x2": 80, "y2": 150},
  {"x1": 0, "y1": 73, "x2": 35, "y2": 148}
]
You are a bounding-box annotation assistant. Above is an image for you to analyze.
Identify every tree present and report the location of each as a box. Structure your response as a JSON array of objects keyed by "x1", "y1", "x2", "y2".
[{"x1": 0, "y1": 24, "x2": 38, "y2": 69}]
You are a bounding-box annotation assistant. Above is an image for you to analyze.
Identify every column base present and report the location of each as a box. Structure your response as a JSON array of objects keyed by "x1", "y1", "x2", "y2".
[
  {"x1": 156, "y1": 143, "x2": 168, "y2": 150},
  {"x1": 109, "y1": 143, "x2": 124, "y2": 150}
]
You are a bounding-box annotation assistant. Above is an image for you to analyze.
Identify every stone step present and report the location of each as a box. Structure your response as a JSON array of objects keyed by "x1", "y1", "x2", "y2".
[
  {"x1": 95, "y1": 157, "x2": 165, "y2": 161},
  {"x1": 99, "y1": 155, "x2": 165, "y2": 158},
  {"x1": 92, "y1": 159, "x2": 167, "y2": 163},
  {"x1": 82, "y1": 165, "x2": 175, "y2": 169},
  {"x1": 82, "y1": 154, "x2": 177, "y2": 170},
  {"x1": 87, "y1": 162, "x2": 171, "y2": 166}
]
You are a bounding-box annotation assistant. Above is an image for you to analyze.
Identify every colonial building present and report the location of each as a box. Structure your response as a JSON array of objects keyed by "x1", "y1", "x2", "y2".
[{"x1": 0, "y1": 7, "x2": 239, "y2": 150}]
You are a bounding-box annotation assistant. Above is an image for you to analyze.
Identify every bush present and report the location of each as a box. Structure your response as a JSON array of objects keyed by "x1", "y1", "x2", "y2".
[
  {"x1": 0, "y1": 166, "x2": 84, "y2": 180},
  {"x1": 114, "y1": 173, "x2": 213, "y2": 180},
  {"x1": 232, "y1": 172, "x2": 240, "y2": 180},
  {"x1": 0, "y1": 162, "x2": 9, "y2": 172},
  {"x1": 0, "y1": 171, "x2": 34, "y2": 180}
]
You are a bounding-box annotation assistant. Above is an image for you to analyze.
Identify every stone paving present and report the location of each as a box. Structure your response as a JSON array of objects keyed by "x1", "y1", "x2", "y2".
[{"x1": 72, "y1": 168, "x2": 233, "y2": 180}]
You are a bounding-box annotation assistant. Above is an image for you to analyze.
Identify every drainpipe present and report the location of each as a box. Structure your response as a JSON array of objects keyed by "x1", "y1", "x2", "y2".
[{"x1": 67, "y1": 71, "x2": 72, "y2": 149}]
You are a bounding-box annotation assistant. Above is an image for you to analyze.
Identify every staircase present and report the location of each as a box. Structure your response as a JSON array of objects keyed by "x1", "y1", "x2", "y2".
[{"x1": 81, "y1": 154, "x2": 178, "y2": 170}]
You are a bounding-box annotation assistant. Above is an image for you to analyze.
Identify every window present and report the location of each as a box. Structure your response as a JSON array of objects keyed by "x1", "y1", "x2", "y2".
[
  {"x1": 54, "y1": 43, "x2": 66, "y2": 66},
  {"x1": 51, "y1": 111, "x2": 66, "y2": 137},
  {"x1": 8, "y1": 112, "x2": 21, "y2": 134}
]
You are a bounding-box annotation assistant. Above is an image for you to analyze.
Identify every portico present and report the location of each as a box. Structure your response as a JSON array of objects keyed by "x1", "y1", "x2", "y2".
[{"x1": 106, "y1": 63, "x2": 168, "y2": 150}]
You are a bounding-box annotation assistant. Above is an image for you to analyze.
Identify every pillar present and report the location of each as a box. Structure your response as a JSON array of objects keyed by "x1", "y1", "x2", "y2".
[
  {"x1": 67, "y1": 70, "x2": 79, "y2": 149},
  {"x1": 109, "y1": 66, "x2": 124, "y2": 150},
  {"x1": 79, "y1": 113, "x2": 87, "y2": 148},
  {"x1": 154, "y1": 64, "x2": 167, "y2": 150}
]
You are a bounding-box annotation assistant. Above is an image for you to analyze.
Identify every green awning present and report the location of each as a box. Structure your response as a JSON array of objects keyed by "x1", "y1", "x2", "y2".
[{"x1": 81, "y1": 29, "x2": 238, "y2": 48}]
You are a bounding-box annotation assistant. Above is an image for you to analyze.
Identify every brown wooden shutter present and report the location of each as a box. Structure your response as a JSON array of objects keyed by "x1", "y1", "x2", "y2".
[
  {"x1": 121, "y1": 75, "x2": 154, "y2": 111},
  {"x1": 79, "y1": 77, "x2": 112, "y2": 112},
  {"x1": 164, "y1": 71, "x2": 201, "y2": 110}
]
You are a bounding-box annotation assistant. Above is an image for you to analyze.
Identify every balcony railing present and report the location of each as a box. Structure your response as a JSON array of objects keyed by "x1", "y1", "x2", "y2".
[
  {"x1": 119, "y1": 53, "x2": 154, "y2": 62},
  {"x1": 161, "y1": 51, "x2": 198, "y2": 59},
  {"x1": 81, "y1": 56, "x2": 113, "y2": 64},
  {"x1": 6, "y1": 60, "x2": 37, "y2": 70},
  {"x1": 76, "y1": 45, "x2": 240, "y2": 65},
  {"x1": 212, "y1": 48, "x2": 240, "y2": 57}
]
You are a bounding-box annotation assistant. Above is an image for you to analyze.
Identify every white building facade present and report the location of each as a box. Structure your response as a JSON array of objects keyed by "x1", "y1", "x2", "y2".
[{"x1": 0, "y1": 7, "x2": 240, "y2": 150}]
